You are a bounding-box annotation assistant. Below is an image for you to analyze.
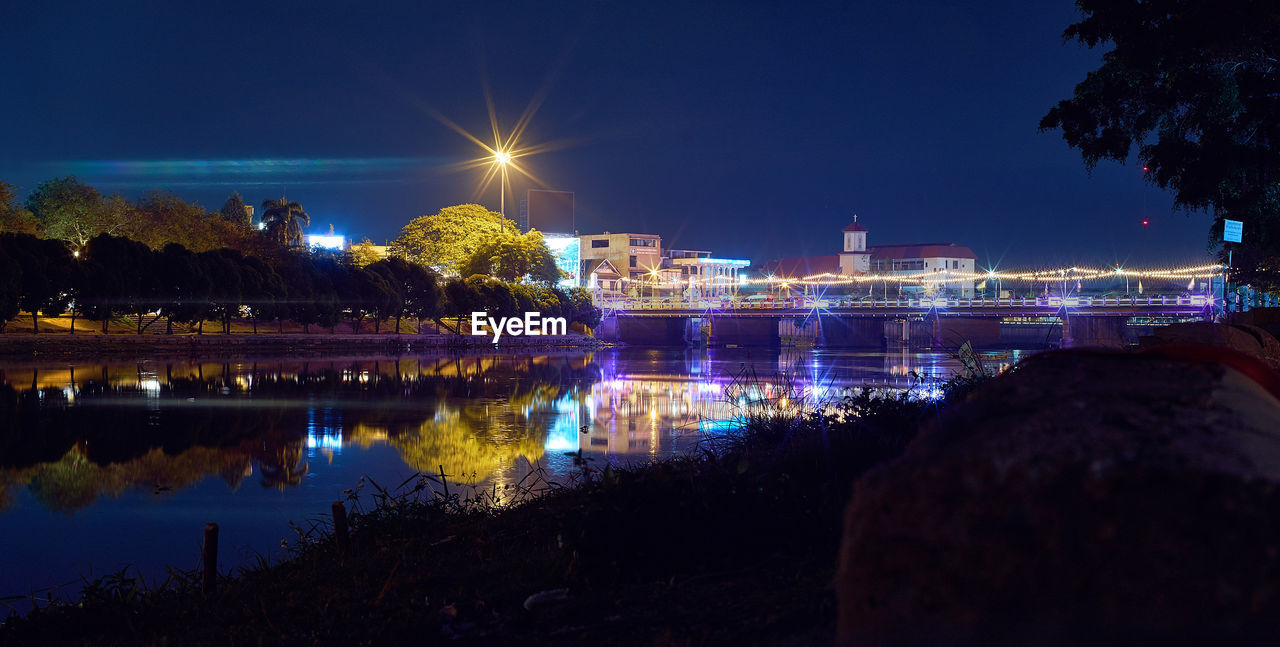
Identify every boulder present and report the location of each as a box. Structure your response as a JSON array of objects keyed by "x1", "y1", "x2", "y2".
[
  {"x1": 1141, "y1": 321, "x2": 1278, "y2": 367},
  {"x1": 837, "y1": 349, "x2": 1280, "y2": 645},
  {"x1": 1231, "y1": 323, "x2": 1280, "y2": 366}
]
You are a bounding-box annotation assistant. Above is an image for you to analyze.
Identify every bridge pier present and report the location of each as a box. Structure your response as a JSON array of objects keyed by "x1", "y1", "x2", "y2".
[
  {"x1": 615, "y1": 316, "x2": 687, "y2": 345},
  {"x1": 821, "y1": 317, "x2": 887, "y2": 348},
  {"x1": 709, "y1": 317, "x2": 781, "y2": 347},
  {"x1": 1064, "y1": 316, "x2": 1127, "y2": 348},
  {"x1": 934, "y1": 317, "x2": 1003, "y2": 348}
]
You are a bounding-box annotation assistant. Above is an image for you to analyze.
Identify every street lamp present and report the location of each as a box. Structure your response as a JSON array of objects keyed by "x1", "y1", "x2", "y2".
[{"x1": 494, "y1": 150, "x2": 511, "y2": 222}]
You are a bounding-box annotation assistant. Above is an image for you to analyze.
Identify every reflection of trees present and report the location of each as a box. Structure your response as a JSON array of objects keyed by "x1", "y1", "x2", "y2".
[
  {"x1": 255, "y1": 442, "x2": 308, "y2": 490},
  {"x1": 0, "y1": 466, "x2": 37, "y2": 511},
  {"x1": 18, "y1": 445, "x2": 254, "y2": 514},
  {"x1": 0, "y1": 355, "x2": 603, "y2": 506},
  {"x1": 378, "y1": 409, "x2": 546, "y2": 485}
]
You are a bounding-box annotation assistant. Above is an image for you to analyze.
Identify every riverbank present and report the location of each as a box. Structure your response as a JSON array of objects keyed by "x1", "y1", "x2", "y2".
[
  {"x1": 0, "y1": 313, "x2": 615, "y2": 359},
  {"x1": 0, "y1": 376, "x2": 935, "y2": 645},
  {"x1": 0, "y1": 331, "x2": 614, "y2": 360}
]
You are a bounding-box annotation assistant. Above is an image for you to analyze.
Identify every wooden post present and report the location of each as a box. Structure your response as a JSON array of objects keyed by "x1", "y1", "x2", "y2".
[
  {"x1": 202, "y1": 523, "x2": 218, "y2": 596},
  {"x1": 332, "y1": 501, "x2": 351, "y2": 562}
]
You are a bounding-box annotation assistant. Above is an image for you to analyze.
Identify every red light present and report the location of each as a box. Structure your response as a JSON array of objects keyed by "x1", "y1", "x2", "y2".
[
  {"x1": 1141, "y1": 219, "x2": 1150, "y2": 226},
  {"x1": 1142, "y1": 165, "x2": 1149, "y2": 172}
]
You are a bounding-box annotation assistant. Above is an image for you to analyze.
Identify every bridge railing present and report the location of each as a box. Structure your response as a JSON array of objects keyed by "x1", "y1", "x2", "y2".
[{"x1": 599, "y1": 294, "x2": 1214, "y2": 311}]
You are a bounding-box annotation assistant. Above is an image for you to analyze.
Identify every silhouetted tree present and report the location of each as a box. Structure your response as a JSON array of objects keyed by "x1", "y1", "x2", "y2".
[
  {"x1": 260, "y1": 197, "x2": 310, "y2": 248},
  {"x1": 219, "y1": 192, "x2": 253, "y2": 230},
  {"x1": 1041, "y1": 0, "x2": 1280, "y2": 289}
]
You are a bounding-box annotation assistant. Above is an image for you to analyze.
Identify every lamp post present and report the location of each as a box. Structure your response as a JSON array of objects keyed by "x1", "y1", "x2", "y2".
[{"x1": 494, "y1": 150, "x2": 511, "y2": 231}]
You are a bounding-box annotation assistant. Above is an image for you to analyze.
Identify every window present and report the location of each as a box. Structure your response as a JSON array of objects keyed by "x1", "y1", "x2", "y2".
[
  {"x1": 629, "y1": 255, "x2": 637, "y2": 267},
  {"x1": 630, "y1": 238, "x2": 656, "y2": 247},
  {"x1": 591, "y1": 239, "x2": 609, "y2": 248}
]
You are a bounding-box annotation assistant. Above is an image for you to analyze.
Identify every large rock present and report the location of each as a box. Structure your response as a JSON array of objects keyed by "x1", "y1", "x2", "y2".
[
  {"x1": 837, "y1": 349, "x2": 1280, "y2": 645},
  {"x1": 1142, "y1": 321, "x2": 1280, "y2": 368}
]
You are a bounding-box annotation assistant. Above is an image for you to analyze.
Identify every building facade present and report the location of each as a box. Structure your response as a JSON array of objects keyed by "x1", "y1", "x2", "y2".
[
  {"x1": 765, "y1": 218, "x2": 977, "y2": 296},
  {"x1": 579, "y1": 232, "x2": 663, "y2": 282}
]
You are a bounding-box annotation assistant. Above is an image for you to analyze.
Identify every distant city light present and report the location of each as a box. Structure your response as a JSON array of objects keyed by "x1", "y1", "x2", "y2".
[{"x1": 307, "y1": 234, "x2": 345, "y2": 250}]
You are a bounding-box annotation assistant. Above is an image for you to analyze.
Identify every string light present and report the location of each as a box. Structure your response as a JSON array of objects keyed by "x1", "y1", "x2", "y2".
[{"x1": 609, "y1": 263, "x2": 1226, "y2": 289}]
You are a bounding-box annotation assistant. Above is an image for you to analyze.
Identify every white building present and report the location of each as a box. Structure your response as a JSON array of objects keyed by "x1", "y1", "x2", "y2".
[{"x1": 765, "y1": 218, "x2": 977, "y2": 297}]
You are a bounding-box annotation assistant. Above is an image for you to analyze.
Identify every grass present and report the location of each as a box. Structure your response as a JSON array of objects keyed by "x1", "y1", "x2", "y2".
[{"x1": 0, "y1": 365, "x2": 991, "y2": 646}]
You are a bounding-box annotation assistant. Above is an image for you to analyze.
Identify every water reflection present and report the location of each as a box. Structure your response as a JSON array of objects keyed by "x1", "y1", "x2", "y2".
[
  {"x1": 0, "y1": 356, "x2": 604, "y2": 511},
  {"x1": 0, "y1": 348, "x2": 1014, "y2": 604},
  {"x1": 0, "y1": 349, "x2": 1018, "y2": 515}
]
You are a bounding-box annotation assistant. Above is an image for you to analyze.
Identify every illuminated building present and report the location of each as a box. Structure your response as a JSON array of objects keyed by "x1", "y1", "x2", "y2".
[
  {"x1": 579, "y1": 232, "x2": 663, "y2": 282},
  {"x1": 582, "y1": 258, "x2": 624, "y2": 296},
  {"x1": 667, "y1": 249, "x2": 751, "y2": 297},
  {"x1": 766, "y1": 218, "x2": 977, "y2": 296}
]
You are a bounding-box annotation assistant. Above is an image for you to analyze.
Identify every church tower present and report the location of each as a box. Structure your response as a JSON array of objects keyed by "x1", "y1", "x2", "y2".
[{"x1": 838, "y1": 215, "x2": 871, "y2": 274}]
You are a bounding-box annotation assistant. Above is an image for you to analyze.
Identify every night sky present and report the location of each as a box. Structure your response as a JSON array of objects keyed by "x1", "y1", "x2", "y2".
[{"x1": 1, "y1": 1, "x2": 1211, "y2": 268}]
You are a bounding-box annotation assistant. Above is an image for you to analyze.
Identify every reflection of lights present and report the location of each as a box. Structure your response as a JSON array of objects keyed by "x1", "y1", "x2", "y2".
[
  {"x1": 139, "y1": 378, "x2": 161, "y2": 395},
  {"x1": 306, "y1": 431, "x2": 344, "y2": 451},
  {"x1": 544, "y1": 393, "x2": 581, "y2": 452}
]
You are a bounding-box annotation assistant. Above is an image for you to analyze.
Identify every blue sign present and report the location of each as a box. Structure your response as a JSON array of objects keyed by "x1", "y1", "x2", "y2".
[{"x1": 1224, "y1": 219, "x2": 1243, "y2": 243}]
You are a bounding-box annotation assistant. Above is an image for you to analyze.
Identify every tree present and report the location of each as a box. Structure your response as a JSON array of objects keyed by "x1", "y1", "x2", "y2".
[
  {"x1": 219, "y1": 192, "x2": 253, "y2": 230},
  {"x1": 79, "y1": 234, "x2": 155, "y2": 334},
  {"x1": 566, "y1": 286, "x2": 603, "y2": 328},
  {"x1": 388, "y1": 204, "x2": 516, "y2": 274},
  {"x1": 129, "y1": 191, "x2": 243, "y2": 252},
  {"x1": 345, "y1": 238, "x2": 383, "y2": 268},
  {"x1": 239, "y1": 255, "x2": 284, "y2": 334},
  {"x1": 0, "y1": 182, "x2": 39, "y2": 235},
  {"x1": 368, "y1": 257, "x2": 439, "y2": 333},
  {"x1": 197, "y1": 249, "x2": 246, "y2": 334},
  {"x1": 25, "y1": 177, "x2": 128, "y2": 249},
  {"x1": 459, "y1": 229, "x2": 561, "y2": 283},
  {"x1": 0, "y1": 245, "x2": 21, "y2": 331},
  {"x1": 260, "y1": 197, "x2": 311, "y2": 248},
  {"x1": 0, "y1": 234, "x2": 74, "y2": 333},
  {"x1": 155, "y1": 244, "x2": 210, "y2": 334},
  {"x1": 1040, "y1": 0, "x2": 1280, "y2": 289}
]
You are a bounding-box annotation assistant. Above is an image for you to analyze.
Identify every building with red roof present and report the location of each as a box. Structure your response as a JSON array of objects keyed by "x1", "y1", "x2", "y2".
[{"x1": 763, "y1": 218, "x2": 978, "y2": 296}]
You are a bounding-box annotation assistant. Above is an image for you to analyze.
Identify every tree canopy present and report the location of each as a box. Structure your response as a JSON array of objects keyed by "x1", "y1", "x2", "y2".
[
  {"x1": 25, "y1": 176, "x2": 129, "y2": 249},
  {"x1": 1040, "y1": 0, "x2": 1280, "y2": 289},
  {"x1": 0, "y1": 182, "x2": 39, "y2": 235},
  {"x1": 345, "y1": 238, "x2": 383, "y2": 267},
  {"x1": 389, "y1": 204, "x2": 515, "y2": 274},
  {"x1": 219, "y1": 192, "x2": 253, "y2": 230},
  {"x1": 130, "y1": 191, "x2": 246, "y2": 252},
  {"x1": 260, "y1": 197, "x2": 310, "y2": 248},
  {"x1": 458, "y1": 229, "x2": 561, "y2": 283}
]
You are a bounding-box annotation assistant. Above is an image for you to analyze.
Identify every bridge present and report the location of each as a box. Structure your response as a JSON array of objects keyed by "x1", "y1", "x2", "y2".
[{"x1": 593, "y1": 294, "x2": 1215, "y2": 348}]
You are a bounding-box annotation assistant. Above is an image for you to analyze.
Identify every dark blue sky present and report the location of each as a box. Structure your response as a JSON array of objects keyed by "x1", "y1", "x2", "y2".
[{"x1": 1, "y1": 0, "x2": 1211, "y2": 268}]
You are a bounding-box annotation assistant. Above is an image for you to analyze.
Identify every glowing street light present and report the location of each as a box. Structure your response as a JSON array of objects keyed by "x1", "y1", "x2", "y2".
[{"x1": 494, "y1": 149, "x2": 512, "y2": 219}]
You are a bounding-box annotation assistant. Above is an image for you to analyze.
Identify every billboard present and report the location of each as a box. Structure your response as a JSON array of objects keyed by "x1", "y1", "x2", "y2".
[
  {"x1": 545, "y1": 235, "x2": 581, "y2": 288},
  {"x1": 526, "y1": 189, "x2": 574, "y2": 235}
]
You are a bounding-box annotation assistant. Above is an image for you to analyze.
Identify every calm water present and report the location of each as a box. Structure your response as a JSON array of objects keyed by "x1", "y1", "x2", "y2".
[{"x1": 0, "y1": 347, "x2": 1022, "y2": 610}]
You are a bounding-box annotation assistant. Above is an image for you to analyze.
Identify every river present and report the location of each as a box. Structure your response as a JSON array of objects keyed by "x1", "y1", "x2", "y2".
[{"x1": 0, "y1": 347, "x2": 1024, "y2": 612}]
